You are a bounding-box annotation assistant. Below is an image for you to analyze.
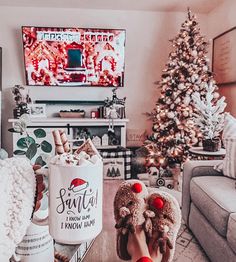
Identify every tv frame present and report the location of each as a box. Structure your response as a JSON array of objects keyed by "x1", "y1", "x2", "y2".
[{"x1": 21, "y1": 26, "x2": 126, "y2": 87}]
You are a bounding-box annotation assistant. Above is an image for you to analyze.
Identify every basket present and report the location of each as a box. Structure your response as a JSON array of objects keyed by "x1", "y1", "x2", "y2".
[{"x1": 59, "y1": 112, "x2": 85, "y2": 118}]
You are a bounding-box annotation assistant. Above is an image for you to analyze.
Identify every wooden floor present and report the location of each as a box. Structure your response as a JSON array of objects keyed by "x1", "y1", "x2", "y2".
[{"x1": 84, "y1": 180, "x2": 122, "y2": 262}]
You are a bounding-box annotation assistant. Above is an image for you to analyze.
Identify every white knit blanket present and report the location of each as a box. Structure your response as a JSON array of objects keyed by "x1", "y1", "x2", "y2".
[{"x1": 0, "y1": 157, "x2": 36, "y2": 261}]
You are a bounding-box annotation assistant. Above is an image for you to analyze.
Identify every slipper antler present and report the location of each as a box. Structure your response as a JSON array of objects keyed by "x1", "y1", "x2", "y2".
[
  {"x1": 143, "y1": 209, "x2": 155, "y2": 237},
  {"x1": 155, "y1": 225, "x2": 173, "y2": 254}
]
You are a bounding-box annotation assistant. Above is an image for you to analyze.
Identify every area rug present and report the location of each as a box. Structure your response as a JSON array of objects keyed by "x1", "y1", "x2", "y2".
[{"x1": 174, "y1": 222, "x2": 210, "y2": 262}]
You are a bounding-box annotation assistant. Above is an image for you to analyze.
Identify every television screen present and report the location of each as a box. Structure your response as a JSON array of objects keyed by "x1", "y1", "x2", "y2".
[{"x1": 22, "y1": 26, "x2": 126, "y2": 87}]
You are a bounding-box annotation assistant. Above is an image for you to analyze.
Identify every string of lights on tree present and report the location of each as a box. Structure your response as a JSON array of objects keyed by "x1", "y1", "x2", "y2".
[{"x1": 145, "y1": 8, "x2": 221, "y2": 169}]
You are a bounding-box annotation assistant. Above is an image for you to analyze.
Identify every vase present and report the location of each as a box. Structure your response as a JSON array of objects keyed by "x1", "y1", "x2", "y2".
[
  {"x1": 202, "y1": 138, "x2": 221, "y2": 152},
  {"x1": 15, "y1": 222, "x2": 54, "y2": 262}
]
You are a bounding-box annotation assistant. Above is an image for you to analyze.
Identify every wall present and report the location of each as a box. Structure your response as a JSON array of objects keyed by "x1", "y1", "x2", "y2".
[
  {"x1": 0, "y1": 6, "x2": 207, "y2": 153},
  {"x1": 207, "y1": 0, "x2": 236, "y2": 116}
]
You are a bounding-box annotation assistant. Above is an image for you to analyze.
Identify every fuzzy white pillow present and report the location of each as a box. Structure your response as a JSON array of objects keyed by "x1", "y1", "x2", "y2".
[{"x1": 0, "y1": 157, "x2": 36, "y2": 261}]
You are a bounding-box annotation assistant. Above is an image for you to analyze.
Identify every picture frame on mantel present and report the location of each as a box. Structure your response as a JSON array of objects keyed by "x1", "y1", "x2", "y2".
[
  {"x1": 212, "y1": 27, "x2": 236, "y2": 85},
  {"x1": 28, "y1": 103, "x2": 46, "y2": 118}
]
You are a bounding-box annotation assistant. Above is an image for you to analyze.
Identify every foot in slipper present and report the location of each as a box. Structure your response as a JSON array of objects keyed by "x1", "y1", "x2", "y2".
[
  {"x1": 145, "y1": 189, "x2": 181, "y2": 262},
  {"x1": 114, "y1": 180, "x2": 149, "y2": 260}
]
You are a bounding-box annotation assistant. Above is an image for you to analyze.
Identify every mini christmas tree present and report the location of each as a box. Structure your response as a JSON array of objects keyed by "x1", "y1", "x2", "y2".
[
  {"x1": 192, "y1": 80, "x2": 226, "y2": 151},
  {"x1": 146, "y1": 8, "x2": 222, "y2": 168}
]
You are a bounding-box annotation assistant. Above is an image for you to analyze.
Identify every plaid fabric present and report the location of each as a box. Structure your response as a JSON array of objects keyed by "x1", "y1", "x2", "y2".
[{"x1": 100, "y1": 149, "x2": 131, "y2": 179}]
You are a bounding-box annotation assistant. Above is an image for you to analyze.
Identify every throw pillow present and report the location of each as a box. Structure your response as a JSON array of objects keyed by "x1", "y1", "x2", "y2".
[
  {"x1": 222, "y1": 137, "x2": 236, "y2": 180},
  {"x1": 222, "y1": 113, "x2": 236, "y2": 142}
]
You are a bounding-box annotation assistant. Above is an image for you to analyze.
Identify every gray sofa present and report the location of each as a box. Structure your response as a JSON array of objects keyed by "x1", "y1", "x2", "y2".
[{"x1": 182, "y1": 160, "x2": 236, "y2": 262}]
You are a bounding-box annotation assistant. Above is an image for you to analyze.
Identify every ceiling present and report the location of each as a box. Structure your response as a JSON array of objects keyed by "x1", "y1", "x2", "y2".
[{"x1": 0, "y1": 0, "x2": 226, "y2": 13}]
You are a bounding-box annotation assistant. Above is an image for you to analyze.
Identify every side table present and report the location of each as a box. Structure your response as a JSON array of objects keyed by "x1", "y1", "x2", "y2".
[{"x1": 189, "y1": 147, "x2": 226, "y2": 160}]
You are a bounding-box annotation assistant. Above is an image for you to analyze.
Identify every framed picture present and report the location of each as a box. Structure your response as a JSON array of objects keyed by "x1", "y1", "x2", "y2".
[
  {"x1": 212, "y1": 27, "x2": 236, "y2": 85},
  {"x1": 103, "y1": 157, "x2": 124, "y2": 180},
  {"x1": 28, "y1": 104, "x2": 46, "y2": 118}
]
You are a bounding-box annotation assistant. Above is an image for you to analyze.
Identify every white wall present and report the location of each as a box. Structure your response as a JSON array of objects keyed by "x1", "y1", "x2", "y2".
[
  {"x1": 207, "y1": 0, "x2": 236, "y2": 116},
  {"x1": 0, "y1": 6, "x2": 207, "y2": 153}
]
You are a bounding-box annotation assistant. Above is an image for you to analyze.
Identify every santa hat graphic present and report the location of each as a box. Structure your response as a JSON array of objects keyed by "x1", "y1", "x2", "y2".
[{"x1": 68, "y1": 178, "x2": 88, "y2": 192}]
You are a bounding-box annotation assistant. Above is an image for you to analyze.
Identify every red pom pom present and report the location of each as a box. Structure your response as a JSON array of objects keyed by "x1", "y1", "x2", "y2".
[
  {"x1": 152, "y1": 197, "x2": 164, "y2": 209},
  {"x1": 132, "y1": 183, "x2": 142, "y2": 193}
]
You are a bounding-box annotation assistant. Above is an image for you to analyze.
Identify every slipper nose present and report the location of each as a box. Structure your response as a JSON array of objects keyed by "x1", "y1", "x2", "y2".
[
  {"x1": 131, "y1": 182, "x2": 142, "y2": 193},
  {"x1": 152, "y1": 197, "x2": 164, "y2": 209}
]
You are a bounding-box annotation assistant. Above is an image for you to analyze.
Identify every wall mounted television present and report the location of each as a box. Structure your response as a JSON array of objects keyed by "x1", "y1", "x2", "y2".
[{"x1": 22, "y1": 26, "x2": 126, "y2": 87}]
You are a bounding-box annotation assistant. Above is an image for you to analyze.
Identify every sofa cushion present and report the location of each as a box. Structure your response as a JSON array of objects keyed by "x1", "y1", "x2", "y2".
[
  {"x1": 227, "y1": 213, "x2": 236, "y2": 254},
  {"x1": 190, "y1": 176, "x2": 236, "y2": 237}
]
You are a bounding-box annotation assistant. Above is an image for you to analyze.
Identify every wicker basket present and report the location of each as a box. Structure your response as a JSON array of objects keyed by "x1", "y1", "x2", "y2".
[{"x1": 59, "y1": 112, "x2": 85, "y2": 118}]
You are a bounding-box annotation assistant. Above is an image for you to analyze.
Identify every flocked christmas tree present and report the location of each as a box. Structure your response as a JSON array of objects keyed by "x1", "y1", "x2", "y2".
[
  {"x1": 146, "y1": 8, "x2": 223, "y2": 169},
  {"x1": 192, "y1": 82, "x2": 226, "y2": 151}
]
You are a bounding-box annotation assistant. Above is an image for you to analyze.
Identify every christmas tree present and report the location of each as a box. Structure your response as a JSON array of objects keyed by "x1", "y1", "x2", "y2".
[
  {"x1": 146, "y1": 8, "x2": 221, "y2": 169},
  {"x1": 192, "y1": 81, "x2": 226, "y2": 141}
]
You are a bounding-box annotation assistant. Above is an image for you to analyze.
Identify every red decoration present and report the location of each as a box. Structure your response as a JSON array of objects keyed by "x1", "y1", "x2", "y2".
[
  {"x1": 132, "y1": 183, "x2": 142, "y2": 193},
  {"x1": 152, "y1": 197, "x2": 164, "y2": 209}
]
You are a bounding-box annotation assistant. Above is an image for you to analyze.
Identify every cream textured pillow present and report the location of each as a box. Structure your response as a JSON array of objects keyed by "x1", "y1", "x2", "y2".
[
  {"x1": 222, "y1": 113, "x2": 236, "y2": 142},
  {"x1": 222, "y1": 137, "x2": 236, "y2": 179}
]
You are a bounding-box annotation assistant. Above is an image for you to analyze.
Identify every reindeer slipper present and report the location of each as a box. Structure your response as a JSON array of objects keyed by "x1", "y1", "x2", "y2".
[
  {"x1": 114, "y1": 180, "x2": 148, "y2": 260},
  {"x1": 144, "y1": 189, "x2": 181, "y2": 262}
]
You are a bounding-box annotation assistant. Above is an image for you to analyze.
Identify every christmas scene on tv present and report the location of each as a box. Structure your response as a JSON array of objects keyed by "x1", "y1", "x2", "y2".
[{"x1": 22, "y1": 27, "x2": 125, "y2": 87}]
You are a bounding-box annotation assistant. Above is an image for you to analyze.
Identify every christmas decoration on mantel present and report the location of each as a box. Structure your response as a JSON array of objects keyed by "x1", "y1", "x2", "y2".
[
  {"x1": 12, "y1": 85, "x2": 31, "y2": 118},
  {"x1": 192, "y1": 81, "x2": 226, "y2": 152},
  {"x1": 145, "y1": 8, "x2": 224, "y2": 169},
  {"x1": 103, "y1": 87, "x2": 126, "y2": 145}
]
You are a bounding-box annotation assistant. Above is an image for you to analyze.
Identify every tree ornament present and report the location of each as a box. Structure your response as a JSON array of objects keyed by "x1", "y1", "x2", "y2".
[
  {"x1": 183, "y1": 110, "x2": 189, "y2": 117},
  {"x1": 213, "y1": 92, "x2": 220, "y2": 99},
  {"x1": 178, "y1": 83, "x2": 185, "y2": 90},
  {"x1": 191, "y1": 50, "x2": 198, "y2": 57},
  {"x1": 191, "y1": 74, "x2": 198, "y2": 83},
  {"x1": 153, "y1": 133, "x2": 158, "y2": 139},
  {"x1": 160, "y1": 112, "x2": 166, "y2": 119},
  {"x1": 154, "y1": 124, "x2": 158, "y2": 129},
  {"x1": 167, "y1": 112, "x2": 175, "y2": 119},
  {"x1": 158, "y1": 98, "x2": 165, "y2": 104},
  {"x1": 175, "y1": 97, "x2": 181, "y2": 104},
  {"x1": 183, "y1": 96, "x2": 191, "y2": 105},
  {"x1": 166, "y1": 90, "x2": 172, "y2": 96}
]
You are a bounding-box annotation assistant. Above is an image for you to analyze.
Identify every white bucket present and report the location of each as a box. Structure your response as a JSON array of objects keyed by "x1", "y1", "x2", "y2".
[
  {"x1": 15, "y1": 223, "x2": 54, "y2": 262},
  {"x1": 48, "y1": 161, "x2": 103, "y2": 244}
]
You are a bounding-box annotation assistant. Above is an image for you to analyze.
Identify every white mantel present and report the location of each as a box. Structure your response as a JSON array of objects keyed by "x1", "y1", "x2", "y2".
[
  {"x1": 9, "y1": 117, "x2": 129, "y2": 126},
  {"x1": 9, "y1": 117, "x2": 129, "y2": 148}
]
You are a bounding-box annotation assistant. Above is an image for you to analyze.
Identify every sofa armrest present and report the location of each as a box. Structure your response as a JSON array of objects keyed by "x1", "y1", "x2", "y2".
[{"x1": 182, "y1": 160, "x2": 223, "y2": 226}]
